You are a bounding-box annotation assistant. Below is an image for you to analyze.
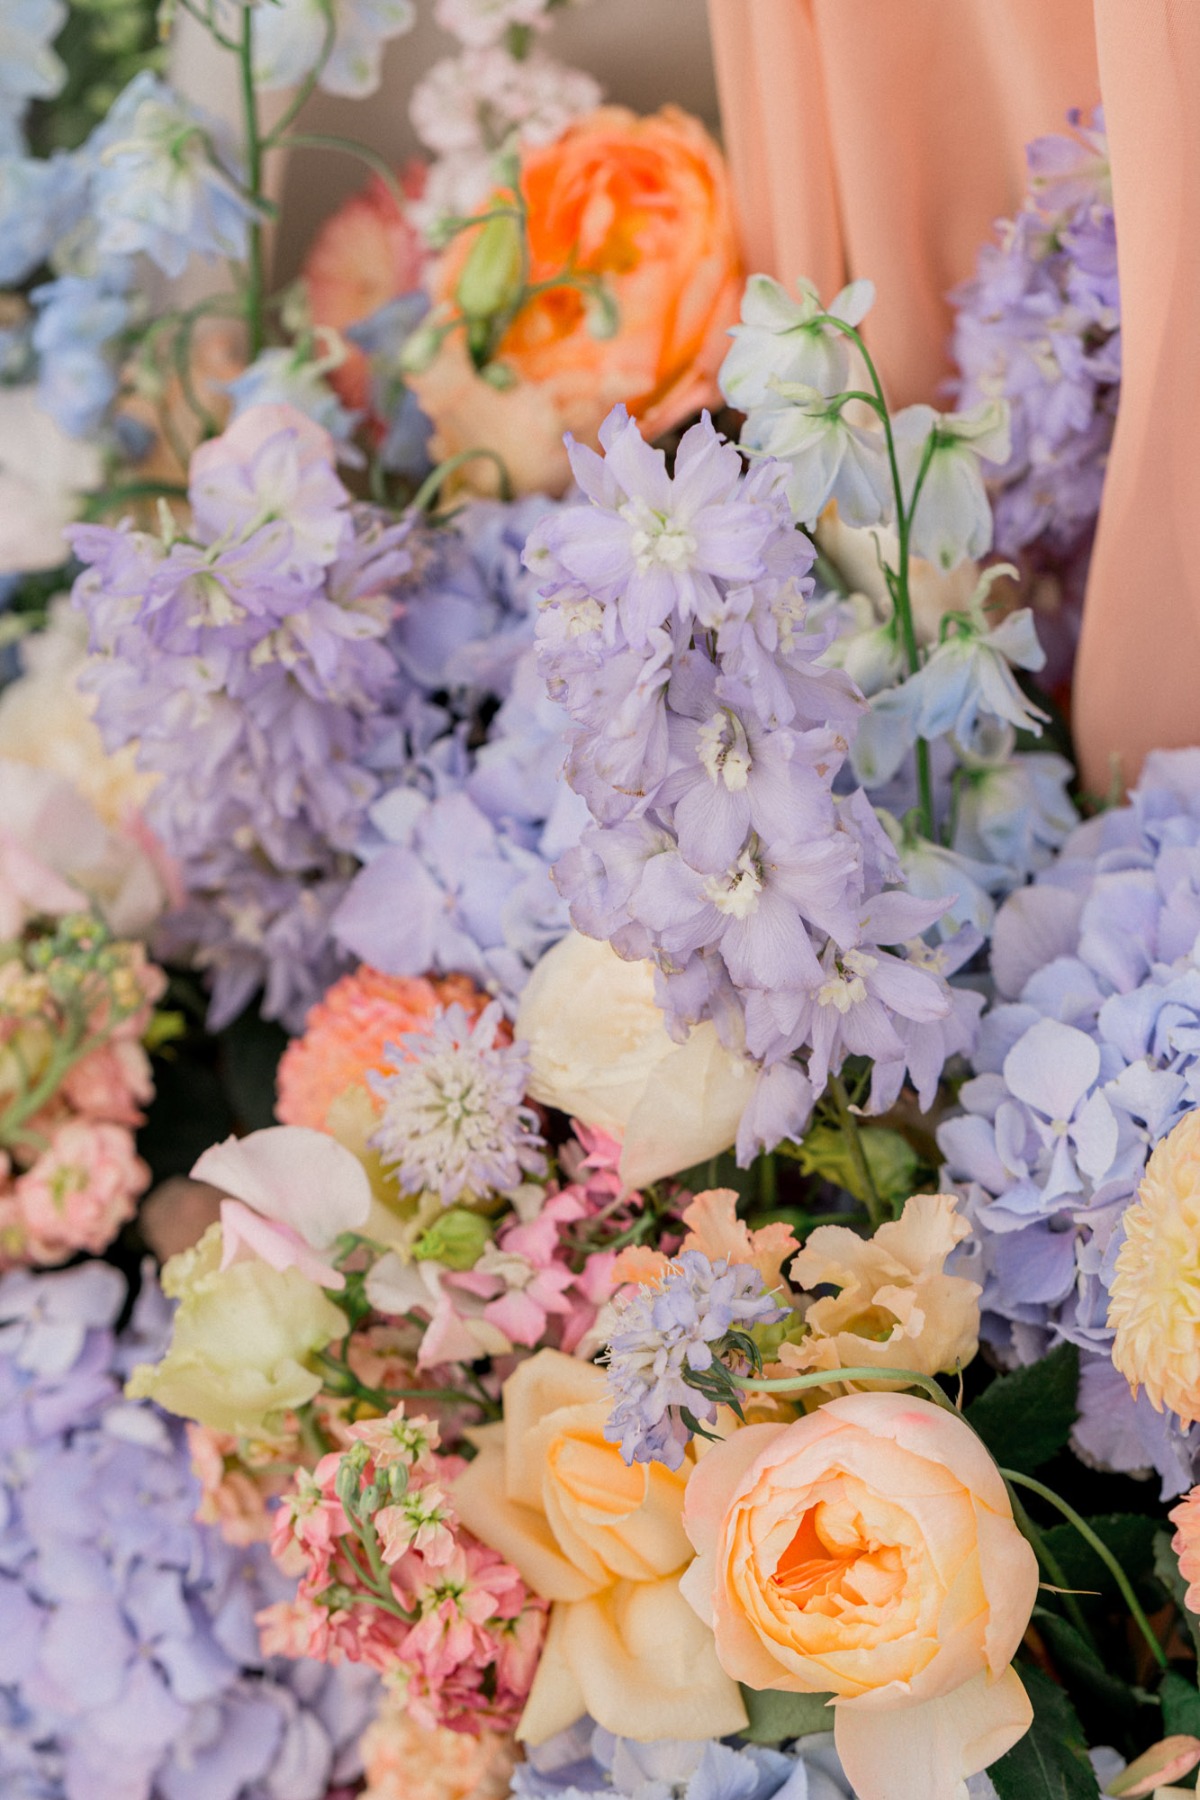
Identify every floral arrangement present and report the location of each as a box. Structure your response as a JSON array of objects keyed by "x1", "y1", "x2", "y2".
[{"x1": 4, "y1": 9, "x2": 1200, "y2": 1800}]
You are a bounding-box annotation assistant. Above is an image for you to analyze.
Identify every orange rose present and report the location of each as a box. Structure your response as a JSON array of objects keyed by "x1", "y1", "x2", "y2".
[
  {"x1": 410, "y1": 106, "x2": 743, "y2": 496},
  {"x1": 681, "y1": 1394, "x2": 1037, "y2": 1800}
]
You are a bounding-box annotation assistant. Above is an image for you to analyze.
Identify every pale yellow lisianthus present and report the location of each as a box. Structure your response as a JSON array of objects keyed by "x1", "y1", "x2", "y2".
[
  {"x1": 1109, "y1": 1108, "x2": 1200, "y2": 1425},
  {"x1": 452, "y1": 1348, "x2": 747, "y2": 1745},
  {"x1": 126, "y1": 1224, "x2": 346, "y2": 1434},
  {"x1": 780, "y1": 1192, "x2": 981, "y2": 1387},
  {"x1": 681, "y1": 1393, "x2": 1037, "y2": 1800}
]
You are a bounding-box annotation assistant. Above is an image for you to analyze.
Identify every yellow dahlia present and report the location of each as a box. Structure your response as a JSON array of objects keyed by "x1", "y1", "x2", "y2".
[{"x1": 1108, "y1": 1108, "x2": 1200, "y2": 1425}]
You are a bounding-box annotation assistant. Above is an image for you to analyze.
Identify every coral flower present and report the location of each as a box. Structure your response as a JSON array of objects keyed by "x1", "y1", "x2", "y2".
[
  {"x1": 411, "y1": 106, "x2": 742, "y2": 495},
  {"x1": 303, "y1": 171, "x2": 427, "y2": 412},
  {"x1": 276, "y1": 965, "x2": 490, "y2": 1133},
  {"x1": 1109, "y1": 1107, "x2": 1200, "y2": 1425}
]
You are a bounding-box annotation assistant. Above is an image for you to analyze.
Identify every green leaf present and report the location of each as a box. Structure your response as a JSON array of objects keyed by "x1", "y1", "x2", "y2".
[
  {"x1": 218, "y1": 1010, "x2": 288, "y2": 1132},
  {"x1": 1040, "y1": 1514, "x2": 1163, "y2": 1609},
  {"x1": 787, "y1": 1121, "x2": 920, "y2": 1208},
  {"x1": 988, "y1": 1665, "x2": 1100, "y2": 1800},
  {"x1": 1160, "y1": 1670, "x2": 1200, "y2": 1738},
  {"x1": 1035, "y1": 1612, "x2": 1140, "y2": 1726},
  {"x1": 736, "y1": 1686, "x2": 834, "y2": 1746},
  {"x1": 966, "y1": 1343, "x2": 1079, "y2": 1474},
  {"x1": 1155, "y1": 1529, "x2": 1200, "y2": 1664}
]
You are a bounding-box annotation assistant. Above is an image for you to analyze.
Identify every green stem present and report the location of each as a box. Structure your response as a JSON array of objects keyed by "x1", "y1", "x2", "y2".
[
  {"x1": 0, "y1": 1011, "x2": 95, "y2": 1147},
  {"x1": 411, "y1": 447, "x2": 513, "y2": 510},
  {"x1": 237, "y1": 7, "x2": 265, "y2": 361},
  {"x1": 273, "y1": 132, "x2": 407, "y2": 212},
  {"x1": 1002, "y1": 1470, "x2": 1168, "y2": 1671},
  {"x1": 828, "y1": 1071, "x2": 884, "y2": 1227},
  {"x1": 758, "y1": 1153, "x2": 778, "y2": 1210},
  {"x1": 1007, "y1": 1486, "x2": 1098, "y2": 1652},
  {"x1": 738, "y1": 1365, "x2": 957, "y2": 1413}
]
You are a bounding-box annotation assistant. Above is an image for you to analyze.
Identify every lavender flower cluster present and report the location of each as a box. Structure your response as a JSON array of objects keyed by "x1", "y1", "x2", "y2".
[
  {"x1": 0, "y1": 1261, "x2": 377, "y2": 1800},
  {"x1": 71, "y1": 405, "x2": 415, "y2": 1029},
  {"x1": 604, "y1": 1249, "x2": 786, "y2": 1470},
  {"x1": 527, "y1": 404, "x2": 972, "y2": 1158},
  {"x1": 938, "y1": 749, "x2": 1200, "y2": 1495},
  {"x1": 952, "y1": 107, "x2": 1118, "y2": 599},
  {"x1": 511, "y1": 1716, "x2": 855, "y2": 1800}
]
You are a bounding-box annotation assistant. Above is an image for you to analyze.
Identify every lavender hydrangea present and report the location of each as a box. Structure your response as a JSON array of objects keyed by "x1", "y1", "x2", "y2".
[
  {"x1": 70, "y1": 404, "x2": 416, "y2": 1028},
  {"x1": 369, "y1": 999, "x2": 546, "y2": 1204},
  {"x1": 938, "y1": 748, "x2": 1200, "y2": 1496},
  {"x1": 0, "y1": 1262, "x2": 377, "y2": 1800},
  {"x1": 604, "y1": 1250, "x2": 787, "y2": 1470},
  {"x1": 528, "y1": 405, "x2": 963, "y2": 1157},
  {"x1": 511, "y1": 1717, "x2": 854, "y2": 1800}
]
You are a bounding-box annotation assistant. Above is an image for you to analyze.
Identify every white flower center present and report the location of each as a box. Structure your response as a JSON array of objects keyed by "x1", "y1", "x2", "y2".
[
  {"x1": 620, "y1": 497, "x2": 697, "y2": 573},
  {"x1": 705, "y1": 848, "x2": 763, "y2": 918},
  {"x1": 561, "y1": 596, "x2": 605, "y2": 638},
  {"x1": 817, "y1": 950, "x2": 876, "y2": 1013},
  {"x1": 697, "y1": 711, "x2": 752, "y2": 791},
  {"x1": 772, "y1": 579, "x2": 808, "y2": 651}
]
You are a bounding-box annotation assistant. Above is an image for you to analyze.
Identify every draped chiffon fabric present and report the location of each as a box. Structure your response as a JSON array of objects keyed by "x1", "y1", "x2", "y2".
[{"x1": 707, "y1": 0, "x2": 1199, "y2": 789}]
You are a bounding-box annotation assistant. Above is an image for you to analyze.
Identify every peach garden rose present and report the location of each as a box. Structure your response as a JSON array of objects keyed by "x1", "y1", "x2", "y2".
[
  {"x1": 409, "y1": 106, "x2": 743, "y2": 496},
  {"x1": 680, "y1": 1392, "x2": 1038, "y2": 1800}
]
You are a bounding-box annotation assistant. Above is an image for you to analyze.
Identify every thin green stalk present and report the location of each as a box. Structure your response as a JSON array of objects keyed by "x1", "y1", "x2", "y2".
[
  {"x1": 237, "y1": 7, "x2": 265, "y2": 360},
  {"x1": 1007, "y1": 1485, "x2": 1098, "y2": 1653},
  {"x1": 738, "y1": 1364, "x2": 957, "y2": 1412},
  {"x1": 1003, "y1": 1469, "x2": 1167, "y2": 1671},
  {"x1": 412, "y1": 447, "x2": 513, "y2": 510},
  {"x1": 758, "y1": 1153, "x2": 778, "y2": 1210},
  {"x1": 828, "y1": 1070, "x2": 884, "y2": 1227},
  {"x1": 273, "y1": 132, "x2": 407, "y2": 211}
]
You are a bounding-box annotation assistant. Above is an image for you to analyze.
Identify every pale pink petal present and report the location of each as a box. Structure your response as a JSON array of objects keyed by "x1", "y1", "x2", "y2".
[
  {"x1": 193, "y1": 1125, "x2": 371, "y2": 1248},
  {"x1": 835, "y1": 1666, "x2": 1032, "y2": 1800},
  {"x1": 218, "y1": 1197, "x2": 345, "y2": 1289}
]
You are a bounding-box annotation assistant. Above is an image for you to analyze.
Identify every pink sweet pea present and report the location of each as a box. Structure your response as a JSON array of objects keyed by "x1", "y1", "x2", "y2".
[{"x1": 194, "y1": 1124, "x2": 372, "y2": 1289}]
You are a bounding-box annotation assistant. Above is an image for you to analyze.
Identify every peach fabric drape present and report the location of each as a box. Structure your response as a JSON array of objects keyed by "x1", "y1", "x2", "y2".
[
  {"x1": 1072, "y1": 1, "x2": 1200, "y2": 794},
  {"x1": 707, "y1": 0, "x2": 1099, "y2": 408},
  {"x1": 708, "y1": 0, "x2": 1200, "y2": 790}
]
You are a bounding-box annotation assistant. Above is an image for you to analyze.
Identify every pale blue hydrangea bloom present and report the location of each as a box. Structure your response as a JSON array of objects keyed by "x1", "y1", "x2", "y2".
[
  {"x1": 369, "y1": 1000, "x2": 547, "y2": 1205},
  {"x1": 253, "y1": 0, "x2": 416, "y2": 99},
  {"x1": 604, "y1": 1250, "x2": 787, "y2": 1470},
  {"x1": 511, "y1": 1719, "x2": 854, "y2": 1800}
]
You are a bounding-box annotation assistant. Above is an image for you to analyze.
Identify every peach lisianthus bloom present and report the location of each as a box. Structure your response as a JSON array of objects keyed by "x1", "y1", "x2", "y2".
[
  {"x1": 303, "y1": 170, "x2": 428, "y2": 413},
  {"x1": 276, "y1": 965, "x2": 489, "y2": 1133},
  {"x1": 453, "y1": 1348, "x2": 747, "y2": 1746},
  {"x1": 410, "y1": 106, "x2": 742, "y2": 496},
  {"x1": 1109, "y1": 1109, "x2": 1200, "y2": 1425},
  {"x1": 779, "y1": 1192, "x2": 981, "y2": 1387},
  {"x1": 611, "y1": 1187, "x2": 798, "y2": 1296},
  {"x1": 681, "y1": 1393, "x2": 1037, "y2": 1800}
]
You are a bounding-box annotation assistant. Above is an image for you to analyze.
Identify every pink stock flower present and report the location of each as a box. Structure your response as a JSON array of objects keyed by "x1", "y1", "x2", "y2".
[
  {"x1": 60, "y1": 1038, "x2": 154, "y2": 1126},
  {"x1": 1171, "y1": 1486, "x2": 1200, "y2": 1615},
  {"x1": 187, "y1": 1424, "x2": 283, "y2": 1546},
  {"x1": 13, "y1": 1119, "x2": 148, "y2": 1263}
]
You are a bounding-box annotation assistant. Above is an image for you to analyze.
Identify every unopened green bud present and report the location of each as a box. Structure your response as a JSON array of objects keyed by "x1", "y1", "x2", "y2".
[
  {"x1": 455, "y1": 214, "x2": 523, "y2": 322},
  {"x1": 481, "y1": 360, "x2": 518, "y2": 391},
  {"x1": 387, "y1": 1462, "x2": 410, "y2": 1500},
  {"x1": 398, "y1": 320, "x2": 447, "y2": 376},
  {"x1": 413, "y1": 1208, "x2": 494, "y2": 1271}
]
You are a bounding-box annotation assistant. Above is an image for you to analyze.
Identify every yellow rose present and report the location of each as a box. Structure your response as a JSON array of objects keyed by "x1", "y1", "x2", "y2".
[
  {"x1": 515, "y1": 932, "x2": 753, "y2": 1188},
  {"x1": 681, "y1": 1393, "x2": 1037, "y2": 1800},
  {"x1": 453, "y1": 1348, "x2": 747, "y2": 1745},
  {"x1": 126, "y1": 1224, "x2": 347, "y2": 1434}
]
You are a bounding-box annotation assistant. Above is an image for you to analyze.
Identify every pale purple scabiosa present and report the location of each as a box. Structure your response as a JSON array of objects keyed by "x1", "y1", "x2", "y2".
[
  {"x1": 937, "y1": 748, "x2": 1200, "y2": 1495},
  {"x1": 369, "y1": 1000, "x2": 546, "y2": 1205},
  {"x1": 604, "y1": 1250, "x2": 788, "y2": 1470}
]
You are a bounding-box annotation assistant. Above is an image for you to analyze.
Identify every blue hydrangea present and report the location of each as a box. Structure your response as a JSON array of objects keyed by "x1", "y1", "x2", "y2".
[
  {"x1": 938, "y1": 748, "x2": 1200, "y2": 1496},
  {"x1": 604, "y1": 1251, "x2": 787, "y2": 1471},
  {"x1": 0, "y1": 1262, "x2": 378, "y2": 1800},
  {"x1": 511, "y1": 1718, "x2": 854, "y2": 1800}
]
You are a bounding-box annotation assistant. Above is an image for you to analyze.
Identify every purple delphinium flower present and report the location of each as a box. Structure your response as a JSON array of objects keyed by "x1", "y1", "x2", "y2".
[
  {"x1": 604, "y1": 1250, "x2": 787, "y2": 1470},
  {"x1": 938, "y1": 748, "x2": 1200, "y2": 1495},
  {"x1": 0, "y1": 1263, "x2": 378, "y2": 1800},
  {"x1": 528, "y1": 405, "x2": 963, "y2": 1156},
  {"x1": 368, "y1": 999, "x2": 546, "y2": 1204},
  {"x1": 70, "y1": 404, "x2": 416, "y2": 1029}
]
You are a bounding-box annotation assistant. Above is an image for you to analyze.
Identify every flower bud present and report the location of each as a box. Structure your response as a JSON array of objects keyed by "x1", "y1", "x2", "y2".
[
  {"x1": 455, "y1": 214, "x2": 524, "y2": 322},
  {"x1": 413, "y1": 1207, "x2": 494, "y2": 1270}
]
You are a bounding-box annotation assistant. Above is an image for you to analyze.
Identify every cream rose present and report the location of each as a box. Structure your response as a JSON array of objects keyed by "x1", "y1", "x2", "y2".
[
  {"x1": 515, "y1": 932, "x2": 753, "y2": 1187},
  {"x1": 453, "y1": 1348, "x2": 747, "y2": 1745},
  {"x1": 681, "y1": 1393, "x2": 1037, "y2": 1800}
]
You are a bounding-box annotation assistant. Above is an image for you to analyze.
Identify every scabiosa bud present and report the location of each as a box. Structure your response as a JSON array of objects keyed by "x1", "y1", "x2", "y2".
[{"x1": 603, "y1": 1249, "x2": 788, "y2": 1470}]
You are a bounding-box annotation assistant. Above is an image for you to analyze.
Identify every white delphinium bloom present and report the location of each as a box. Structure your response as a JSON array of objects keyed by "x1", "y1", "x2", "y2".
[
  {"x1": 254, "y1": 0, "x2": 416, "y2": 98},
  {"x1": 892, "y1": 400, "x2": 1011, "y2": 570},
  {"x1": 435, "y1": 0, "x2": 557, "y2": 48},
  {"x1": 744, "y1": 383, "x2": 892, "y2": 530},
  {"x1": 0, "y1": 0, "x2": 66, "y2": 155},
  {"x1": 720, "y1": 274, "x2": 875, "y2": 410}
]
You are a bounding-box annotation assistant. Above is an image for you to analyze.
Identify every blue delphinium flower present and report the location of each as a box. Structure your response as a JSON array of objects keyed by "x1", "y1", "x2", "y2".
[
  {"x1": 938, "y1": 747, "x2": 1200, "y2": 1496},
  {"x1": 511, "y1": 1716, "x2": 855, "y2": 1800},
  {"x1": 0, "y1": 1263, "x2": 377, "y2": 1800},
  {"x1": 30, "y1": 270, "x2": 135, "y2": 439},
  {"x1": 369, "y1": 999, "x2": 547, "y2": 1204},
  {"x1": 604, "y1": 1250, "x2": 787, "y2": 1470},
  {"x1": 226, "y1": 346, "x2": 363, "y2": 452},
  {"x1": 253, "y1": 0, "x2": 416, "y2": 99},
  {"x1": 0, "y1": 0, "x2": 66, "y2": 156}
]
